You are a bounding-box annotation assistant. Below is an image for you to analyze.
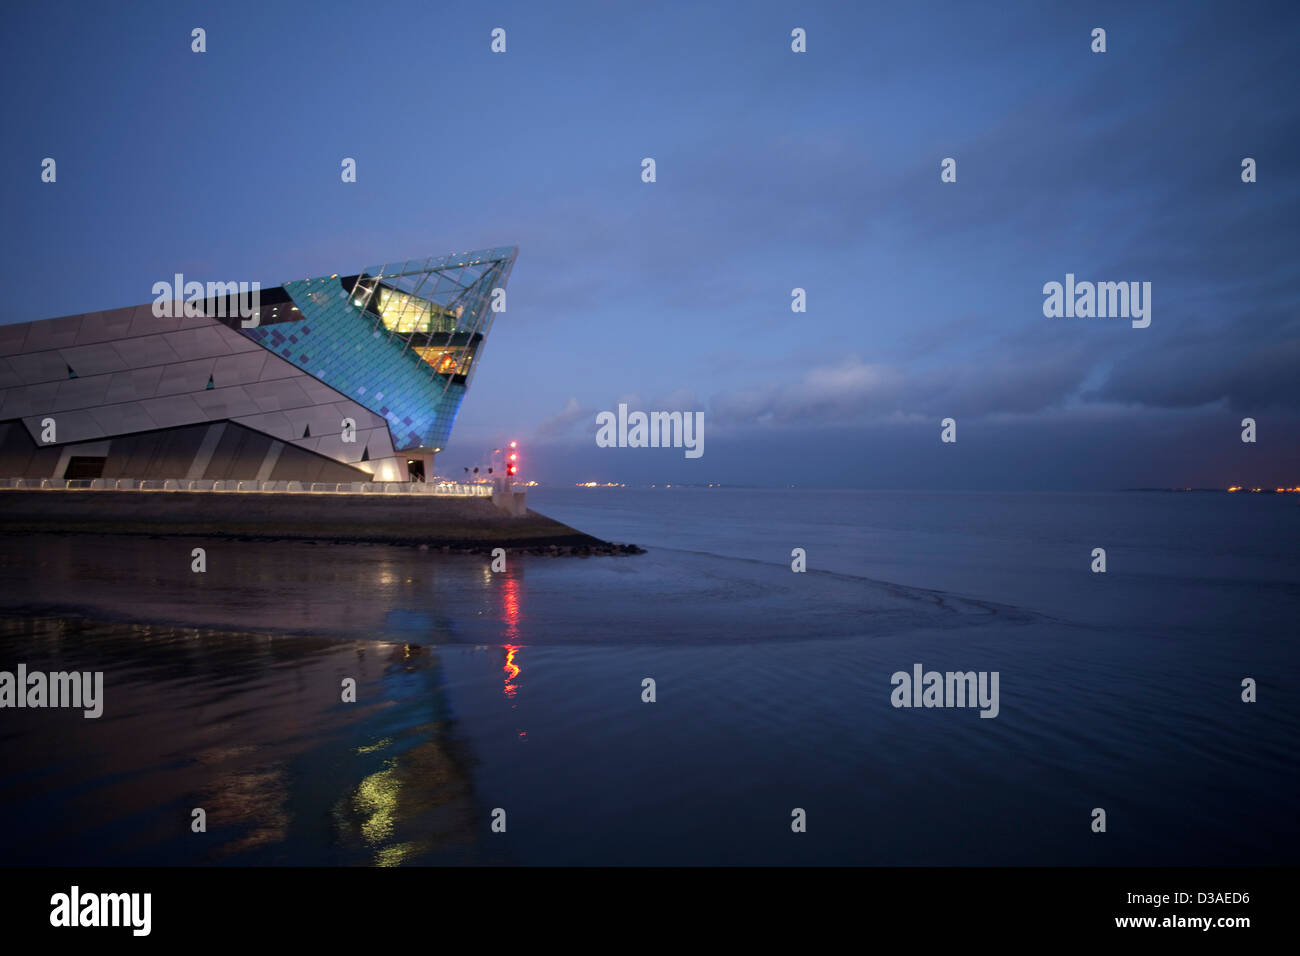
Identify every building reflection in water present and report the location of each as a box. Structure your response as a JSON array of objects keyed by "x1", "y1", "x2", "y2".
[
  {"x1": 330, "y1": 641, "x2": 479, "y2": 866},
  {"x1": 342, "y1": 561, "x2": 530, "y2": 862}
]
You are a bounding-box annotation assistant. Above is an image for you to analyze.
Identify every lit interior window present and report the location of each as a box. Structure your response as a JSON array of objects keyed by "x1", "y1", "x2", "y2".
[{"x1": 413, "y1": 347, "x2": 474, "y2": 377}]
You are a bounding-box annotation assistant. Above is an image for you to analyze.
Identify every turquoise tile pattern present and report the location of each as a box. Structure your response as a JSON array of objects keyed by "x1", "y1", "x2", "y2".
[{"x1": 237, "y1": 248, "x2": 514, "y2": 452}]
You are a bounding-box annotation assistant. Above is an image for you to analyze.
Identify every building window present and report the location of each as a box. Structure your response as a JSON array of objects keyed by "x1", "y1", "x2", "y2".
[
  {"x1": 414, "y1": 346, "x2": 474, "y2": 377},
  {"x1": 375, "y1": 287, "x2": 464, "y2": 334},
  {"x1": 64, "y1": 456, "x2": 106, "y2": 480}
]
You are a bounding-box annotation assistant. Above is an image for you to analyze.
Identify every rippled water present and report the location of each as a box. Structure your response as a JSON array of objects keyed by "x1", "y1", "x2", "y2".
[{"x1": 0, "y1": 489, "x2": 1296, "y2": 865}]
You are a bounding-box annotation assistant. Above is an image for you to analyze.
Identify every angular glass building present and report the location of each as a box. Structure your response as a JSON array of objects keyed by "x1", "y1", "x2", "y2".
[{"x1": 0, "y1": 247, "x2": 515, "y2": 483}]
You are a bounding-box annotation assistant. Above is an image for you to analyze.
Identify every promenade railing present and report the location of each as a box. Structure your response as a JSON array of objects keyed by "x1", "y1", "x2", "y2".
[{"x1": 0, "y1": 478, "x2": 493, "y2": 497}]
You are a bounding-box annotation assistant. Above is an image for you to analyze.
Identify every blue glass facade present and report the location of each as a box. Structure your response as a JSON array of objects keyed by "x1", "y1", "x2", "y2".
[{"x1": 238, "y1": 247, "x2": 515, "y2": 453}]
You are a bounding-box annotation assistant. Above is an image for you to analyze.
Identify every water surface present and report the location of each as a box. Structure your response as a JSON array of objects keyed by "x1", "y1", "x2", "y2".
[{"x1": 0, "y1": 489, "x2": 1296, "y2": 865}]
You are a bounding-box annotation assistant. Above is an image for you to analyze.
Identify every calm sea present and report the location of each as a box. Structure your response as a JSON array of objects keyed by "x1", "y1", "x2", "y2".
[{"x1": 1, "y1": 488, "x2": 1296, "y2": 865}]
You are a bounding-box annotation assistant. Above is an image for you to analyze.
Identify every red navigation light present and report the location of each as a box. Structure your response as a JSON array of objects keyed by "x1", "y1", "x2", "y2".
[{"x1": 510, "y1": 440, "x2": 517, "y2": 449}]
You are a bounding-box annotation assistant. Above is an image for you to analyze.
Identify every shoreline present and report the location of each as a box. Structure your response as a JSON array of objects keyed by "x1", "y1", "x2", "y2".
[{"x1": 0, "y1": 489, "x2": 644, "y2": 556}]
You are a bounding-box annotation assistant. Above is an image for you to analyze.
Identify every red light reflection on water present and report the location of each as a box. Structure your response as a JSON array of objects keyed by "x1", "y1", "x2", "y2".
[
  {"x1": 503, "y1": 644, "x2": 521, "y2": 699},
  {"x1": 501, "y1": 575, "x2": 520, "y2": 643},
  {"x1": 500, "y1": 576, "x2": 524, "y2": 741}
]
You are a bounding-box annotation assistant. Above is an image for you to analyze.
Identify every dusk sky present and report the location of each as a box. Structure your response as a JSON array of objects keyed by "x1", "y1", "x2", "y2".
[{"x1": 3, "y1": 0, "x2": 1296, "y2": 488}]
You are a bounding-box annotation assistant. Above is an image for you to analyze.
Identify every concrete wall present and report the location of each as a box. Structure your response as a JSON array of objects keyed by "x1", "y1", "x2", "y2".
[
  {"x1": 491, "y1": 491, "x2": 528, "y2": 516},
  {"x1": 0, "y1": 488, "x2": 589, "y2": 549},
  {"x1": 0, "y1": 302, "x2": 398, "y2": 476},
  {"x1": 0, "y1": 418, "x2": 369, "y2": 482}
]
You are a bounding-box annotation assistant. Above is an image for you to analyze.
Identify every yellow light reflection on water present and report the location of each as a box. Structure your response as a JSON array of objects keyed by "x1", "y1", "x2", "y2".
[{"x1": 355, "y1": 762, "x2": 401, "y2": 845}]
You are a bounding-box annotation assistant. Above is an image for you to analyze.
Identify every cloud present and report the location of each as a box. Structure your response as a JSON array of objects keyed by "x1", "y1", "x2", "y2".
[
  {"x1": 707, "y1": 341, "x2": 1105, "y2": 429},
  {"x1": 536, "y1": 396, "x2": 597, "y2": 438},
  {"x1": 710, "y1": 357, "x2": 900, "y2": 426},
  {"x1": 1089, "y1": 330, "x2": 1300, "y2": 411}
]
